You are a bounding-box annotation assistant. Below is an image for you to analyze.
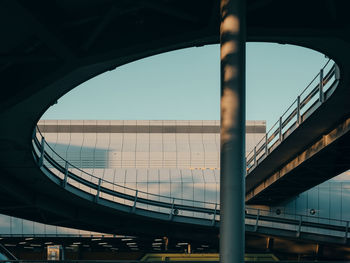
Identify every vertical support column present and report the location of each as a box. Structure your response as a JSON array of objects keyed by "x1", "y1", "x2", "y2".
[
  {"x1": 63, "y1": 161, "x2": 69, "y2": 188},
  {"x1": 187, "y1": 244, "x2": 191, "y2": 254},
  {"x1": 132, "y1": 190, "x2": 138, "y2": 213},
  {"x1": 315, "y1": 244, "x2": 323, "y2": 260},
  {"x1": 296, "y1": 215, "x2": 302, "y2": 238},
  {"x1": 95, "y1": 178, "x2": 101, "y2": 203},
  {"x1": 297, "y1": 96, "x2": 301, "y2": 126},
  {"x1": 254, "y1": 209, "x2": 260, "y2": 232},
  {"x1": 39, "y1": 137, "x2": 45, "y2": 167},
  {"x1": 163, "y1": 237, "x2": 169, "y2": 251},
  {"x1": 344, "y1": 221, "x2": 349, "y2": 244},
  {"x1": 32, "y1": 126, "x2": 37, "y2": 140},
  {"x1": 279, "y1": 117, "x2": 283, "y2": 142},
  {"x1": 212, "y1": 203, "x2": 217, "y2": 226},
  {"x1": 335, "y1": 64, "x2": 340, "y2": 80},
  {"x1": 253, "y1": 146, "x2": 257, "y2": 167},
  {"x1": 319, "y1": 69, "x2": 324, "y2": 103},
  {"x1": 266, "y1": 237, "x2": 274, "y2": 252},
  {"x1": 169, "y1": 198, "x2": 175, "y2": 220},
  {"x1": 220, "y1": 0, "x2": 245, "y2": 262}
]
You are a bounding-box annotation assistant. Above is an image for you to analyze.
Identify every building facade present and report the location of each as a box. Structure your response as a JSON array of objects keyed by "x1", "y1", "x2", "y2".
[
  {"x1": 38, "y1": 120, "x2": 265, "y2": 206},
  {"x1": 0, "y1": 119, "x2": 349, "y2": 235}
]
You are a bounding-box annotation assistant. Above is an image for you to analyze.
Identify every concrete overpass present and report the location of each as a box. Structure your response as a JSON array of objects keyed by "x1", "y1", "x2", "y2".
[
  {"x1": 1, "y1": 0, "x2": 350, "y2": 255},
  {"x1": 31, "y1": 132, "x2": 350, "y2": 247}
]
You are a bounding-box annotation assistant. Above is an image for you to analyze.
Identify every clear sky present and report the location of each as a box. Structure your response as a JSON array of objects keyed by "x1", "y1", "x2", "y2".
[{"x1": 42, "y1": 42, "x2": 329, "y2": 129}]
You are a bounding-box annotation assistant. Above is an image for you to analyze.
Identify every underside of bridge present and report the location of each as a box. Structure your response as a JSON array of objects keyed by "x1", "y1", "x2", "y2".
[
  {"x1": 1, "y1": 0, "x2": 350, "y2": 111},
  {"x1": 1, "y1": 0, "x2": 350, "y2": 259}
]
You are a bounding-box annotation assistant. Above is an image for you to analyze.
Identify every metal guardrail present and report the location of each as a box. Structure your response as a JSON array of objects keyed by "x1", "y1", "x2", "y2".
[
  {"x1": 33, "y1": 129, "x2": 218, "y2": 219},
  {"x1": 245, "y1": 61, "x2": 339, "y2": 172},
  {"x1": 34, "y1": 129, "x2": 350, "y2": 230},
  {"x1": 31, "y1": 61, "x2": 347, "y2": 241}
]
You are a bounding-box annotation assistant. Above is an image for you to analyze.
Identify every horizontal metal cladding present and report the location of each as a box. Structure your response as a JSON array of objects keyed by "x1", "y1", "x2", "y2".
[{"x1": 37, "y1": 124, "x2": 266, "y2": 134}]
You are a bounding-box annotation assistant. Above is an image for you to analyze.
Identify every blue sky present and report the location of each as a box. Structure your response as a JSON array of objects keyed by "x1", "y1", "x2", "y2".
[{"x1": 42, "y1": 43, "x2": 329, "y2": 129}]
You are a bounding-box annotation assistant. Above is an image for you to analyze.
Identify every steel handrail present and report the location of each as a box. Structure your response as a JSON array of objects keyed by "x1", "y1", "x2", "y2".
[
  {"x1": 44, "y1": 150, "x2": 214, "y2": 214},
  {"x1": 33, "y1": 135, "x2": 217, "y2": 215},
  {"x1": 246, "y1": 62, "x2": 338, "y2": 170},
  {"x1": 33, "y1": 134, "x2": 350, "y2": 230},
  {"x1": 246, "y1": 62, "x2": 334, "y2": 162}
]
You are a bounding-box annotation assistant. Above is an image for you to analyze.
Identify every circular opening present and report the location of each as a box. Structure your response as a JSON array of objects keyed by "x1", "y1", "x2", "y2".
[{"x1": 36, "y1": 43, "x2": 332, "y2": 209}]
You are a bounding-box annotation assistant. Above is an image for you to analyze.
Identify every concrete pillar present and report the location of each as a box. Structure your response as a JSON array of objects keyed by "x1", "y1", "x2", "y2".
[
  {"x1": 220, "y1": 0, "x2": 246, "y2": 263},
  {"x1": 266, "y1": 237, "x2": 274, "y2": 252},
  {"x1": 163, "y1": 236, "x2": 169, "y2": 251}
]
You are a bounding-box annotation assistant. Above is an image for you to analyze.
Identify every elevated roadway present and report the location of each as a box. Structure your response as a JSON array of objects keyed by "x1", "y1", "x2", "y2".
[
  {"x1": 245, "y1": 64, "x2": 350, "y2": 204},
  {"x1": 30, "y1": 133, "x2": 350, "y2": 247}
]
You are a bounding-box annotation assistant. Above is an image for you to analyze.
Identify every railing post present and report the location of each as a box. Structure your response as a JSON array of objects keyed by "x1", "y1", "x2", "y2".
[
  {"x1": 279, "y1": 117, "x2": 283, "y2": 142},
  {"x1": 253, "y1": 147, "x2": 257, "y2": 167},
  {"x1": 319, "y1": 69, "x2": 324, "y2": 103},
  {"x1": 169, "y1": 198, "x2": 175, "y2": 220},
  {"x1": 335, "y1": 64, "x2": 340, "y2": 80},
  {"x1": 296, "y1": 215, "x2": 302, "y2": 238},
  {"x1": 344, "y1": 221, "x2": 349, "y2": 244},
  {"x1": 212, "y1": 203, "x2": 217, "y2": 226},
  {"x1": 254, "y1": 209, "x2": 260, "y2": 232},
  {"x1": 132, "y1": 190, "x2": 138, "y2": 213},
  {"x1": 38, "y1": 137, "x2": 45, "y2": 167},
  {"x1": 265, "y1": 133, "x2": 268, "y2": 156},
  {"x1": 297, "y1": 96, "x2": 301, "y2": 126},
  {"x1": 32, "y1": 127, "x2": 37, "y2": 140},
  {"x1": 63, "y1": 161, "x2": 69, "y2": 188},
  {"x1": 95, "y1": 178, "x2": 101, "y2": 203}
]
